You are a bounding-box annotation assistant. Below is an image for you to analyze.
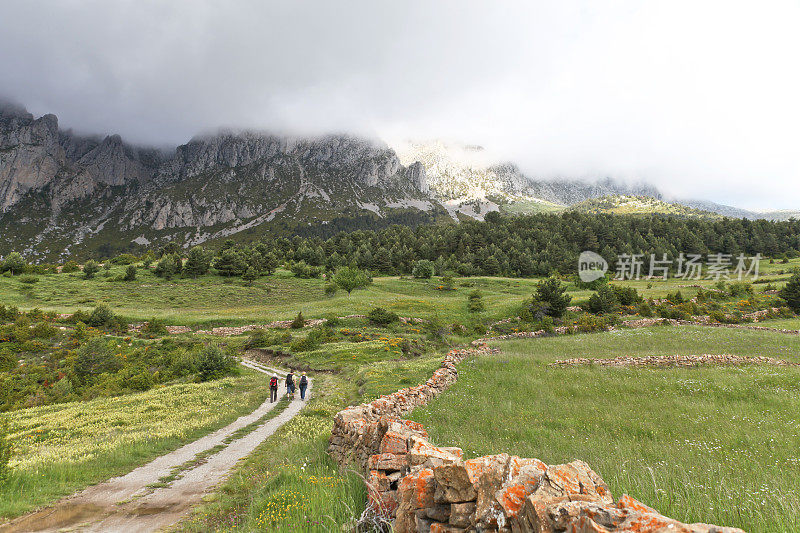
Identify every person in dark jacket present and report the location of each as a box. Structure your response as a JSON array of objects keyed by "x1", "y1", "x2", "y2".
[
  {"x1": 298, "y1": 372, "x2": 308, "y2": 400},
  {"x1": 285, "y1": 371, "x2": 295, "y2": 399},
  {"x1": 269, "y1": 375, "x2": 279, "y2": 403}
]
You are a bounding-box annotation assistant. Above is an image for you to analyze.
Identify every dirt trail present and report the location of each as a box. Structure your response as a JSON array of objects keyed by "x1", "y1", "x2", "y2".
[{"x1": 2, "y1": 361, "x2": 309, "y2": 533}]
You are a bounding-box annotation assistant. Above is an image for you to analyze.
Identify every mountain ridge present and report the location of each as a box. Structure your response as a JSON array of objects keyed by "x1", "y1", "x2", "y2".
[{"x1": 1, "y1": 102, "x2": 795, "y2": 260}]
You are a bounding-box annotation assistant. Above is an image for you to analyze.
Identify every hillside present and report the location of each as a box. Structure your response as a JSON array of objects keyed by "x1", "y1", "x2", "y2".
[
  {"x1": 571, "y1": 194, "x2": 722, "y2": 219},
  {"x1": 0, "y1": 102, "x2": 442, "y2": 259}
]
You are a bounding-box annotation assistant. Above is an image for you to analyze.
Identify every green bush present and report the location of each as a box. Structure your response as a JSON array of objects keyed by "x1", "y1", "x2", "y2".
[
  {"x1": 19, "y1": 275, "x2": 39, "y2": 284},
  {"x1": 196, "y1": 345, "x2": 238, "y2": 381},
  {"x1": 290, "y1": 261, "x2": 323, "y2": 279},
  {"x1": 412, "y1": 260, "x2": 435, "y2": 279},
  {"x1": 332, "y1": 266, "x2": 370, "y2": 295},
  {"x1": 290, "y1": 312, "x2": 306, "y2": 329},
  {"x1": 142, "y1": 318, "x2": 168, "y2": 337},
  {"x1": 111, "y1": 253, "x2": 139, "y2": 265},
  {"x1": 637, "y1": 301, "x2": 654, "y2": 317},
  {"x1": 779, "y1": 271, "x2": 800, "y2": 312},
  {"x1": 534, "y1": 277, "x2": 572, "y2": 318},
  {"x1": 367, "y1": 307, "x2": 399, "y2": 326},
  {"x1": 74, "y1": 337, "x2": 121, "y2": 379},
  {"x1": 587, "y1": 285, "x2": 619, "y2": 315},
  {"x1": 324, "y1": 283, "x2": 338, "y2": 297},
  {"x1": 467, "y1": 290, "x2": 485, "y2": 313},
  {"x1": 123, "y1": 265, "x2": 137, "y2": 281},
  {"x1": 245, "y1": 328, "x2": 271, "y2": 349},
  {"x1": 87, "y1": 304, "x2": 114, "y2": 327},
  {"x1": 82, "y1": 260, "x2": 100, "y2": 279},
  {"x1": 61, "y1": 260, "x2": 80, "y2": 273},
  {"x1": 612, "y1": 285, "x2": 642, "y2": 306}
]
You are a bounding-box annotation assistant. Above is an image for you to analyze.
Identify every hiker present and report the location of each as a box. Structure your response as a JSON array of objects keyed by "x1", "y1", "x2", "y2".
[
  {"x1": 285, "y1": 371, "x2": 295, "y2": 399},
  {"x1": 269, "y1": 375, "x2": 278, "y2": 403},
  {"x1": 299, "y1": 372, "x2": 308, "y2": 400}
]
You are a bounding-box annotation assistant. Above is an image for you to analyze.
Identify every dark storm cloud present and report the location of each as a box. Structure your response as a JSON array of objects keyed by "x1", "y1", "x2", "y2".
[{"x1": 1, "y1": 1, "x2": 798, "y2": 209}]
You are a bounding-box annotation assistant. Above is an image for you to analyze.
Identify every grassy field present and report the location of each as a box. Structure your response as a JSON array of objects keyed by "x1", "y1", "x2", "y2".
[
  {"x1": 411, "y1": 326, "x2": 800, "y2": 533},
  {"x1": 0, "y1": 370, "x2": 269, "y2": 519},
  {"x1": 0, "y1": 267, "x2": 547, "y2": 326},
  {"x1": 1, "y1": 262, "x2": 789, "y2": 327}
]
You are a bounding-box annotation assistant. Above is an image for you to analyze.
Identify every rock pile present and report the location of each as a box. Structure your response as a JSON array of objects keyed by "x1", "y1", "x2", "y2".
[
  {"x1": 551, "y1": 353, "x2": 797, "y2": 369},
  {"x1": 328, "y1": 345, "x2": 745, "y2": 532}
]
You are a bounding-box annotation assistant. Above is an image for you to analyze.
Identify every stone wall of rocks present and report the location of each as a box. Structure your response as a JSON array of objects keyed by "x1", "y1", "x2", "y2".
[{"x1": 328, "y1": 345, "x2": 746, "y2": 533}]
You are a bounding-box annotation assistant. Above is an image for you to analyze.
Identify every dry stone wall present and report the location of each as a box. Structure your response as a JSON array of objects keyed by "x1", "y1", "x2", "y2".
[{"x1": 328, "y1": 344, "x2": 746, "y2": 533}]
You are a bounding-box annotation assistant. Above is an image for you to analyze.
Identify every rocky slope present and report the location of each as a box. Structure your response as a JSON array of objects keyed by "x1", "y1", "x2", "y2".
[
  {"x1": 390, "y1": 139, "x2": 662, "y2": 213},
  {"x1": 0, "y1": 103, "x2": 437, "y2": 259}
]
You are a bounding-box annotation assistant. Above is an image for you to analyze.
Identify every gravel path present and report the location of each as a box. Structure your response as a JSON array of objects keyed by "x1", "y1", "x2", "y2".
[{"x1": 1, "y1": 361, "x2": 309, "y2": 533}]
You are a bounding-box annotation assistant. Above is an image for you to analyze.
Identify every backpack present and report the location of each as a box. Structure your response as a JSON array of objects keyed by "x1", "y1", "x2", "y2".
[
  {"x1": 300, "y1": 375, "x2": 308, "y2": 386},
  {"x1": 270, "y1": 377, "x2": 278, "y2": 388}
]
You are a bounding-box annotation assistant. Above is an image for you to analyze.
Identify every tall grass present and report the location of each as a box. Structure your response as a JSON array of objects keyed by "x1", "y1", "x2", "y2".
[{"x1": 411, "y1": 327, "x2": 800, "y2": 532}]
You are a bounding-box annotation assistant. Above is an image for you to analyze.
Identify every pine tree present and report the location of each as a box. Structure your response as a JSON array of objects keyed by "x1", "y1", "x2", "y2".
[
  {"x1": 184, "y1": 246, "x2": 211, "y2": 278},
  {"x1": 779, "y1": 270, "x2": 800, "y2": 312},
  {"x1": 535, "y1": 277, "x2": 572, "y2": 318},
  {"x1": 242, "y1": 266, "x2": 258, "y2": 285}
]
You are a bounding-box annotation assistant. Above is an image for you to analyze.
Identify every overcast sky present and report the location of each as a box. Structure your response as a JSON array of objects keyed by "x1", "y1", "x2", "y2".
[{"x1": 1, "y1": 1, "x2": 798, "y2": 210}]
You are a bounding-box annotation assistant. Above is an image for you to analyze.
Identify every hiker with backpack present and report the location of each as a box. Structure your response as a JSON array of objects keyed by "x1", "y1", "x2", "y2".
[
  {"x1": 299, "y1": 372, "x2": 308, "y2": 400},
  {"x1": 285, "y1": 371, "x2": 295, "y2": 399},
  {"x1": 269, "y1": 375, "x2": 279, "y2": 403}
]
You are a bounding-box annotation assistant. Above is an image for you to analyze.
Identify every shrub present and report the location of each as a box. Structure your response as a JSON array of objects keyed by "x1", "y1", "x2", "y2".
[
  {"x1": 728, "y1": 281, "x2": 753, "y2": 297},
  {"x1": 111, "y1": 253, "x2": 139, "y2": 265},
  {"x1": 467, "y1": 290, "x2": 485, "y2": 313},
  {"x1": 31, "y1": 321, "x2": 56, "y2": 339},
  {"x1": 242, "y1": 267, "x2": 259, "y2": 285},
  {"x1": 666, "y1": 290, "x2": 685, "y2": 304},
  {"x1": 779, "y1": 271, "x2": 800, "y2": 312},
  {"x1": 196, "y1": 345, "x2": 238, "y2": 381},
  {"x1": 74, "y1": 337, "x2": 121, "y2": 378},
  {"x1": 87, "y1": 304, "x2": 114, "y2": 328},
  {"x1": 425, "y1": 316, "x2": 448, "y2": 342},
  {"x1": 324, "y1": 283, "x2": 337, "y2": 297},
  {"x1": 123, "y1": 265, "x2": 137, "y2": 281},
  {"x1": 368, "y1": 307, "x2": 399, "y2": 326},
  {"x1": 325, "y1": 315, "x2": 341, "y2": 327},
  {"x1": 184, "y1": 246, "x2": 211, "y2": 278},
  {"x1": 245, "y1": 328, "x2": 271, "y2": 349},
  {"x1": 438, "y1": 274, "x2": 455, "y2": 291},
  {"x1": 637, "y1": 301, "x2": 654, "y2": 317},
  {"x1": 290, "y1": 312, "x2": 306, "y2": 329},
  {"x1": 289, "y1": 336, "x2": 315, "y2": 352},
  {"x1": 534, "y1": 277, "x2": 572, "y2": 318},
  {"x1": 142, "y1": 318, "x2": 168, "y2": 337},
  {"x1": 0, "y1": 349, "x2": 16, "y2": 372},
  {"x1": 154, "y1": 253, "x2": 182, "y2": 280},
  {"x1": 19, "y1": 275, "x2": 39, "y2": 284},
  {"x1": 1, "y1": 252, "x2": 27, "y2": 275},
  {"x1": 332, "y1": 266, "x2": 370, "y2": 295},
  {"x1": 587, "y1": 285, "x2": 619, "y2": 315},
  {"x1": 612, "y1": 285, "x2": 642, "y2": 306},
  {"x1": 61, "y1": 260, "x2": 80, "y2": 273},
  {"x1": 412, "y1": 260, "x2": 435, "y2": 279},
  {"x1": 290, "y1": 261, "x2": 323, "y2": 279},
  {"x1": 82, "y1": 260, "x2": 100, "y2": 279}
]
